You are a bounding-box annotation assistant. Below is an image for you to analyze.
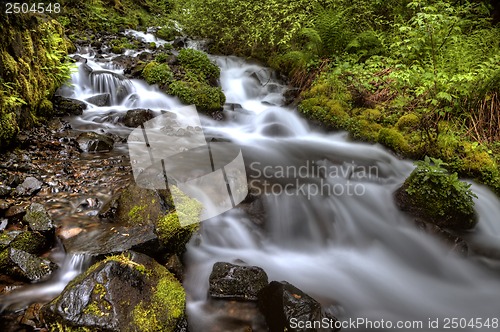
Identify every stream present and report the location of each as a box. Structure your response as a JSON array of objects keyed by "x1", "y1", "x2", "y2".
[{"x1": 2, "y1": 31, "x2": 500, "y2": 331}]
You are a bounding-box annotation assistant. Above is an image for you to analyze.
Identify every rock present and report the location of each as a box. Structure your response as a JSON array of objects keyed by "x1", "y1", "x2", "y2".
[
  {"x1": 5, "y1": 204, "x2": 27, "y2": 222},
  {"x1": 209, "y1": 262, "x2": 269, "y2": 301},
  {"x1": 0, "y1": 229, "x2": 50, "y2": 254},
  {"x1": 0, "y1": 248, "x2": 56, "y2": 281},
  {"x1": 394, "y1": 183, "x2": 477, "y2": 230},
  {"x1": 258, "y1": 281, "x2": 340, "y2": 332},
  {"x1": 172, "y1": 37, "x2": 187, "y2": 48},
  {"x1": 0, "y1": 230, "x2": 18, "y2": 250},
  {"x1": 85, "y1": 93, "x2": 111, "y2": 107},
  {"x1": 52, "y1": 96, "x2": 87, "y2": 116},
  {"x1": 14, "y1": 177, "x2": 43, "y2": 196},
  {"x1": 415, "y1": 220, "x2": 468, "y2": 256},
  {"x1": 116, "y1": 85, "x2": 130, "y2": 104},
  {"x1": 77, "y1": 132, "x2": 114, "y2": 152},
  {"x1": 113, "y1": 54, "x2": 137, "y2": 70},
  {"x1": 0, "y1": 184, "x2": 12, "y2": 198},
  {"x1": 6, "y1": 174, "x2": 22, "y2": 188},
  {"x1": 23, "y1": 203, "x2": 54, "y2": 232},
  {"x1": 137, "y1": 51, "x2": 154, "y2": 62},
  {"x1": 9, "y1": 230, "x2": 51, "y2": 255},
  {"x1": 121, "y1": 109, "x2": 155, "y2": 128},
  {"x1": 283, "y1": 88, "x2": 300, "y2": 106},
  {"x1": 165, "y1": 254, "x2": 184, "y2": 281},
  {"x1": 112, "y1": 184, "x2": 168, "y2": 225},
  {"x1": 63, "y1": 224, "x2": 160, "y2": 256},
  {"x1": 42, "y1": 251, "x2": 186, "y2": 332}
]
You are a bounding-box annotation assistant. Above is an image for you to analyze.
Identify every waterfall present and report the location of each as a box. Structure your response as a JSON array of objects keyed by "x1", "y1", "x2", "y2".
[{"x1": 2, "y1": 30, "x2": 500, "y2": 332}]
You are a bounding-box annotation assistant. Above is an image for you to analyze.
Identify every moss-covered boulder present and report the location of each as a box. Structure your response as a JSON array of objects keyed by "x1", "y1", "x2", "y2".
[
  {"x1": 140, "y1": 49, "x2": 225, "y2": 115},
  {"x1": 23, "y1": 203, "x2": 54, "y2": 232},
  {"x1": 177, "y1": 48, "x2": 220, "y2": 84},
  {"x1": 42, "y1": 251, "x2": 186, "y2": 332},
  {"x1": 142, "y1": 61, "x2": 174, "y2": 87},
  {"x1": 168, "y1": 80, "x2": 225, "y2": 114},
  {"x1": 155, "y1": 186, "x2": 202, "y2": 254},
  {"x1": 395, "y1": 157, "x2": 478, "y2": 230}
]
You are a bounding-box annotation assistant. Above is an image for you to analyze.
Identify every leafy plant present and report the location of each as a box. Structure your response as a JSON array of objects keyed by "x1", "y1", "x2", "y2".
[{"x1": 405, "y1": 156, "x2": 477, "y2": 222}]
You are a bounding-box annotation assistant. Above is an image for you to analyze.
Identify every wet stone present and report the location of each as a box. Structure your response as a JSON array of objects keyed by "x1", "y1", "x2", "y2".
[
  {"x1": 53, "y1": 96, "x2": 87, "y2": 116},
  {"x1": 5, "y1": 204, "x2": 27, "y2": 222},
  {"x1": 14, "y1": 177, "x2": 42, "y2": 196},
  {"x1": 85, "y1": 93, "x2": 111, "y2": 107},
  {"x1": 121, "y1": 109, "x2": 155, "y2": 128},
  {"x1": 23, "y1": 203, "x2": 54, "y2": 232},
  {"x1": 209, "y1": 262, "x2": 269, "y2": 301},
  {"x1": 2, "y1": 248, "x2": 57, "y2": 282},
  {"x1": 0, "y1": 185, "x2": 12, "y2": 198},
  {"x1": 258, "y1": 281, "x2": 340, "y2": 332},
  {"x1": 77, "y1": 132, "x2": 114, "y2": 153}
]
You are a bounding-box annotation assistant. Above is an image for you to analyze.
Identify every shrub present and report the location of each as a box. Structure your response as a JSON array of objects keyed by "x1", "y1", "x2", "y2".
[{"x1": 396, "y1": 156, "x2": 478, "y2": 229}]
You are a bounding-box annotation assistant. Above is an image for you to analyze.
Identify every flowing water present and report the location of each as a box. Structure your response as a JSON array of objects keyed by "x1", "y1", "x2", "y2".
[{"x1": 2, "y1": 32, "x2": 500, "y2": 331}]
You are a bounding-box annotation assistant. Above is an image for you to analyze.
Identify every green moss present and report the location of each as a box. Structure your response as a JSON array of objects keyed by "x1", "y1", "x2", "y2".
[
  {"x1": 396, "y1": 113, "x2": 420, "y2": 131},
  {"x1": 128, "y1": 205, "x2": 147, "y2": 224},
  {"x1": 360, "y1": 108, "x2": 382, "y2": 121},
  {"x1": 132, "y1": 266, "x2": 185, "y2": 332},
  {"x1": 105, "y1": 253, "x2": 150, "y2": 275},
  {"x1": 37, "y1": 98, "x2": 54, "y2": 116},
  {"x1": 155, "y1": 186, "x2": 202, "y2": 252},
  {"x1": 142, "y1": 61, "x2": 174, "y2": 86},
  {"x1": 377, "y1": 127, "x2": 410, "y2": 154},
  {"x1": 168, "y1": 81, "x2": 225, "y2": 113},
  {"x1": 0, "y1": 112, "x2": 19, "y2": 147},
  {"x1": 155, "y1": 23, "x2": 178, "y2": 41},
  {"x1": 10, "y1": 231, "x2": 48, "y2": 254},
  {"x1": 177, "y1": 48, "x2": 220, "y2": 82}
]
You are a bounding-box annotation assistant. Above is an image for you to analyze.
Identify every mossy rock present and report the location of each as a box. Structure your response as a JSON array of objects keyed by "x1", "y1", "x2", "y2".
[
  {"x1": 396, "y1": 113, "x2": 420, "y2": 131},
  {"x1": 155, "y1": 186, "x2": 202, "y2": 254},
  {"x1": 377, "y1": 127, "x2": 410, "y2": 155},
  {"x1": 168, "y1": 80, "x2": 225, "y2": 114},
  {"x1": 113, "y1": 184, "x2": 168, "y2": 226},
  {"x1": 395, "y1": 157, "x2": 478, "y2": 230},
  {"x1": 177, "y1": 48, "x2": 220, "y2": 83},
  {"x1": 142, "y1": 61, "x2": 174, "y2": 87},
  {"x1": 42, "y1": 251, "x2": 186, "y2": 332}
]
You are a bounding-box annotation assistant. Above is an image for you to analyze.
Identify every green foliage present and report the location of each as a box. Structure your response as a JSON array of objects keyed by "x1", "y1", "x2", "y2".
[
  {"x1": 405, "y1": 156, "x2": 477, "y2": 225},
  {"x1": 168, "y1": 81, "x2": 225, "y2": 113},
  {"x1": 142, "y1": 62, "x2": 174, "y2": 86},
  {"x1": 172, "y1": 0, "x2": 316, "y2": 57},
  {"x1": 177, "y1": 48, "x2": 220, "y2": 82}
]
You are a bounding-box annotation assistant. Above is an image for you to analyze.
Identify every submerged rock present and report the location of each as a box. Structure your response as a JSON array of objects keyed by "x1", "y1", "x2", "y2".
[
  {"x1": 14, "y1": 177, "x2": 42, "y2": 196},
  {"x1": 42, "y1": 251, "x2": 186, "y2": 332},
  {"x1": 258, "y1": 281, "x2": 340, "y2": 332},
  {"x1": 77, "y1": 132, "x2": 114, "y2": 152},
  {"x1": 209, "y1": 262, "x2": 269, "y2": 301}
]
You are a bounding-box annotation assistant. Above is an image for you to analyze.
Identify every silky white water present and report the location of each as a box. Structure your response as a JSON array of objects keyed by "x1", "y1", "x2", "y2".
[{"x1": 2, "y1": 32, "x2": 500, "y2": 331}]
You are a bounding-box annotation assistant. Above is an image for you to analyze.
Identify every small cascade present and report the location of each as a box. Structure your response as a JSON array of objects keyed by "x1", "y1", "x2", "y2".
[
  {"x1": 0, "y1": 254, "x2": 90, "y2": 312},
  {"x1": 89, "y1": 71, "x2": 135, "y2": 105}
]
